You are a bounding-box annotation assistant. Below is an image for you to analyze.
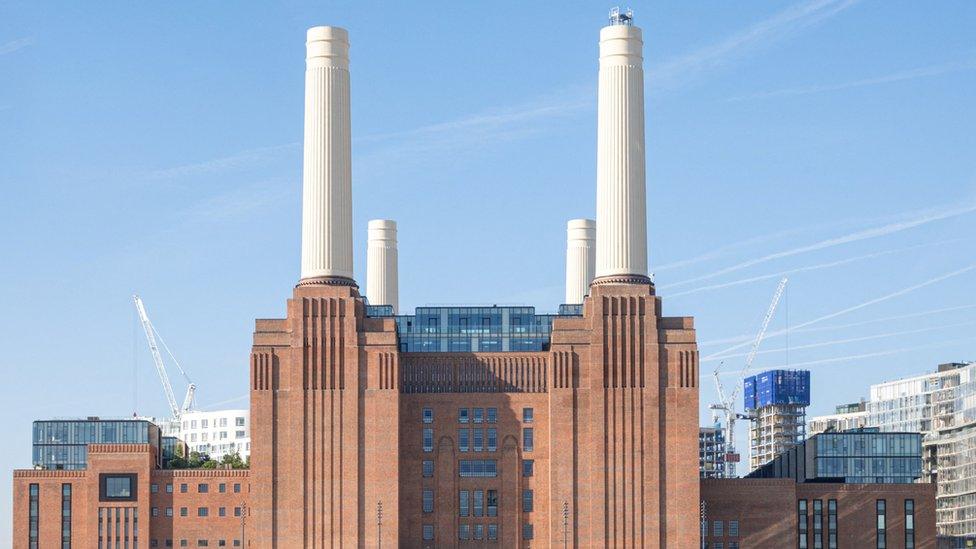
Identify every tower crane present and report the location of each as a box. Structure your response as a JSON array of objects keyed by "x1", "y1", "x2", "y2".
[
  {"x1": 133, "y1": 295, "x2": 196, "y2": 422},
  {"x1": 708, "y1": 276, "x2": 788, "y2": 477}
]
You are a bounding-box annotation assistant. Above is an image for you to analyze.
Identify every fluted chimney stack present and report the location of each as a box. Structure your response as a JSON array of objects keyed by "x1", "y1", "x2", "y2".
[
  {"x1": 565, "y1": 219, "x2": 595, "y2": 304},
  {"x1": 594, "y1": 10, "x2": 649, "y2": 284},
  {"x1": 366, "y1": 219, "x2": 398, "y2": 313},
  {"x1": 300, "y1": 26, "x2": 354, "y2": 284}
]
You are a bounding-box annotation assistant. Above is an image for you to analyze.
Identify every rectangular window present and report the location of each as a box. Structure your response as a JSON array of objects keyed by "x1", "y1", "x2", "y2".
[
  {"x1": 828, "y1": 500, "x2": 837, "y2": 549},
  {"x1": 198, "y1": 507, "x2": 209, "y2": 517},
  {"x1": 523, "y1": 523, "x2": 534, "y2": 540},
  {"x1": 422, "y1": 524, "x2": 434, "y2": 541},
  {"x1": 219, "y1": 507, "x2": 226, "y2": 517},
  {"x1": 234, "y1": 483, "x2": 241, "y2": 493},
  {"x1": 905, "y1": 499, "x2": 915, "y2": 549},
  {"x1": 523, "y1": 489, "x2": 534, "y2": 512},
  {"x1": 181, "y1": 483, "x2": 188, "y2": 493},
  {"x1": 422, "y1": 460, "x2": 434, "y2": 478},
  {"x1": 235, "y1": 417, "x2": 245, "y2": 427},
  {"x1": 459, "y1": 524, "x2": 471, "y2": 540},
  {"x1": 151, "y1": 483, "x2": 159, "y2": 493},
  {"x1": 487, "y1": 428, "x2": 497, "y2": 452},
  {"x1": 523, "y1": 459, "x2": 534, "y2": 477},
  {"x1": 199, "y1": 483, "x2": 209, "y2": 493},
  {"x1": 459, "y1": 460, "x2": 498, "y2": 477},
  {"x1": 153, "y1": 507, "x2": 160, "y2": 517},
  {"x1": 714, "y1": 520, "x2": 723, "y2": 537},
  {"x1": 729, "y1": 520, "x2": 739, "y2": 537},
  {"x1": 473, "y1": 429, "x2": 484, "y2": 452},
  {"x1": 61, "y1": 483, "x2": 71, "y2": 548},
  {"x1": 488, "y1": 524, "x2": 498, "y2": 540},
  {"x1": 473, "y1": 490, "x2": 484, "y2": 517},
  {"x1": 523, "y1": 407, "x2": 534, "y2": 423},
  {"x1": 473, "y1": 408, "x2": 484, "y2": 423},
  {"x1": 166, "y1": 483, "x2": 173, "y2": 494},
  {"x1": 422, "y1": 408, "x2": 433, "y2": 424},
  {"x1": 219, "y1": 483, "x2": 226, "y2": 493},
  {"x1": 234, "y1": 507, "x2": 242, "y2": 517},
  {"x1": 487, "y1": 490, "x2": 498, "y2": 517},
  {"x1": 422, "y1": 490, "x2": 433, "y2": 513},
  {"x1": 100, "y1": 474, "x2": 137, "y2": 501},
  {"x1": 459, "y1": 429, "x2": 470, "y2": 452},
  {"x1": 423, "y1": 428, "x2": 433, "y2": 452},
  {"x1": 523, "y1": 428, "x2": 534, "y2": 452},
  {"x1": 877, "y1": 499, "x2": 886, "y2": 549},
  {"x1": 487, "y1": 408, "x2": 498, "y2": 423},
  {"x1": 459, "y1": 408, "x2": 469, "y2": 423},
  {"x1": 474, "y1": 524, "x2": 484, "y2": 540},
  {"x1": 799, "y1": 499, "x2": 808, "y2": 549},
  {"x1": 459, "y1": 490, "x2": 470, "y2": 517},
  {"x1": 814, "y1": 500, "x2": 823, "y2": 549},
  {"x1": 166, "y1": 507, "x2": 173, "y2": 517},
  {"x1": 181, "y1": 507, "x2": 188, "y2": 517}
]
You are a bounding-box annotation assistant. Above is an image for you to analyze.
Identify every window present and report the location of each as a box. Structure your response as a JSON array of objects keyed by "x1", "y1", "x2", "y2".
[
  {"x1": 487, "y1": 428, "x2": 497, "y2": 451},
  {"x1": 828, "y1": 500, "x2": 837, "y2": 549},
  {"x1": 487, "y1": 490, "x2": 498, "y2": 517},
  {"x1": 181, "y1": 541, "x2": 188, "y2": 547},
  {"x1": 523, "y1": 523, "x2": 534, "y2": 540},
  {"x1": 473, "y1": 490, "x2": 484, "y2": 517},
  {"x1": 61, "y1": 483, "x2": 71, "y2": 548},
  {"x1": 235, "y1": 431, "x2": 246, "y2": 439},
  {"x1": 523, "y1": 428, "x2": 534, "y2": 451},
  {"x1": 191, "y1": 420, "x2": 197, "y2": 429},
  {"x1": 180, "y1": 507, "x2": 188, "y2": 517},
  {"x1": 523, "y1": 407, "x2": 534, "y2": 423},
  {"x1": 459, "y1": 408, "x2": 469, "y2": 423},
  {"x1": 523, "y1": 489, "x2": 534, "y2": 512},
  {"x1": 473, "y1": 429, "x2": 484, "y2": 451},
  {"x1": 166, "y1": 507, "x2": 173, "y2": 517},
  {"x1": 729, "y1": 520, "x2": 739, "y2": 537},
  {"x1": 474, "y1": 524, "x2": 484, "y2": 540},
  {"x1": 151, "y1": 483, "x2": 159, "y2": 493},
  {"x1": 101, "y1": 474, "x2": 136, "y2": 501},
  {"x1": 459, "y1": 491, "x2": 470, "y2": 517},
  {"x1": 459, "y1": 524, "x2": 471, "y2": 540},
  {"x1": 152, "y1": 507, "x2": 160, "y2": 517},
  {"x1": 523, "y1": 459, "x2": 534, "y2": 477},
  {"x1": 234, "y1": 507, "x2": 242, "y2": 517},
  {"x1": 219, "y1": 483, "x2": 226, "y2": 493},
  {"x1": 166, "y1": 483, "x2": 174, "y2": 494},
  {"x1": 714, "y1": 520, "x2": 723, "y2": 537},
  {"x1": 235, "y1": 417, "x2": 245, "y2": 427},
  {"x1": 422, "y1": 460, "x2": 434, "y2": 477},
  {"x1": 199, "y1": 507, "x2": 209, "y2": 517},
  {"x1": 422, "y1": 524, "x2": 434, "y2": 541},
  {"x1": 905, "y1": 499, "x2": 915, "y2": 549},
  {"x1": 423, "y1": 428, "x2": 433, "y2": 452},
  {"x1": 198, "y1": 541, "x2": 209, "y2": 547},
  {"x1": 202, "y1": 419, "x2": 209, "y2": 429},
  {"x1": 877, "y1": 499, "x2": 886, "y2": 549},
  {"x1": 199, "y1": 483, "x2": 209, "y2": 493},
  {"x1": 422, "y1": 408, "x2": 433, "y2": 424},
  {"x1": 473, "y1": 408, "x2": 484, "y2": 423},
  {"x1": 181, "y1": 483, "x2": 188, "y2": 493},
  {"x1": 488, "y1": 524, "x2": 498, "y2": 540},
  {"x1": 233, "y1": 483, "x2": 241, "y2": 493},
  {"x1": 459, "y1": 429, "x2": 470, "y2": 452},
  {"x1": 714, "y1": 544, "x2": 724, "y2": 549},
  {"x1": 219, "y1": 507, "x2": 226, "y2": 517},
  {"x1": 422, "y1": 490, "x2": 433, "y2": 513},
  {"x1": 459, "y1": 460, "x2": 498, "y2": 477},
  {"x1": 799, "y1": 499, "x2": 808, "y2": 549},
  {"x1": 729, "y1": 543, "x2": 739, "y2": 549},
  {"x1": 487, "y1": 408, "x2": 498, "y2": 423}
]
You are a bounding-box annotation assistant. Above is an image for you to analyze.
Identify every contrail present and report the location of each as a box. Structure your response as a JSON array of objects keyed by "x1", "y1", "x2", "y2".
[
  {"x1": 704, "y1": 264, "x2": 976, "y2": 360},
  {"x1": 701, "y1": 320, "x2": 976, "y2": 363},
  {"x1": 698, "y1": 303, "x2": 976, "y2": 348},
  {"x1": 666, "y1": 202, "x2": 976, "y2": 289},
  {"x1": 665, "y1": 239, "x2": 964, "y2": 297},
  {"x1": 712, "y1": 336, "x2": 976, "y2": 376}
]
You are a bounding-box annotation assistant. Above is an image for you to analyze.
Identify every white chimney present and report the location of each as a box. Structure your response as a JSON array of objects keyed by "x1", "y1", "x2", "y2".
[
  {"x1": 594, "y1": 12, "x2": 649, "y2": 283},
  {"x1": 300, "y1": 26, "x2": 354, "y2": 283},
  {"x1": 366, "y1": 219, "x2": 398, "y2": 313},
  {"x1": 565, "y1": 219, "x2": 595, "y2": 304}
]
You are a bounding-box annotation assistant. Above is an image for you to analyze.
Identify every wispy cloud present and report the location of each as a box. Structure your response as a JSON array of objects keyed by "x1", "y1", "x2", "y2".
[
  {"x1": 665, "y1": 238, "x2": 967, "y2": 297},
  {"x1": 146, "y1": 143, "x2": 299, "y2": 180},
  {"x1": 730, "y1": 58, "x2": 976, "y2": 101},
  {"x1": 667, "y1": 202, "x2": 976, "y2": 289},
  {"x1": 704, "y1": 263, "x2": 976, "y2": 360},
  {"x1": 0, "y1": 37, "x2": 34, "y2": 56},
  {"x1": 652, "y1": 0, "x2": 858, "y2": 89},
  {"x1": 174, "y1": 179, "x2": 291, "y2": 227}
]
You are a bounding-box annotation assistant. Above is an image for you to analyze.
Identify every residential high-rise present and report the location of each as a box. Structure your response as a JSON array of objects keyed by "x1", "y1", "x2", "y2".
[
  {"x1": 744, "y1": 369, "x2": 811, "y2": 471},
  {"x1": 700, "y1": 425, "x2": 727, "y2": 479},
  {"x1": 807, "y1": 400, "x2": 868, "y2": 436}
]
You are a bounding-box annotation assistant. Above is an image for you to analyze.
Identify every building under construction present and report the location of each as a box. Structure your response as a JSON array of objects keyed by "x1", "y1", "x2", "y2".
[{"x1": 744, "y1": 369, "x2": 811, "y2": 471}]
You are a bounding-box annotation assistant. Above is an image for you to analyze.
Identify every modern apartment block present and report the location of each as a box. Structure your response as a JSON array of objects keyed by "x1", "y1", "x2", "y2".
[
  {"x1": 808, "y1": 400, "x2": 869, "y2": 436},
  {"x1": 700, "y1": 425, "x2": 727, "y2": 479},
  {"x1": 868, "y1": 362, "x2": 976, "y2": 542},
  {"x1": 12, "y1": 12, "x2": 703, "y2": 548},
  {"x1": 744, "y1": 369, "x2": 811, "y2": 471},
  {"x1": 161, "y1": 409, "x2": 251, "y2": 461},
  {"x1": 702, "y1": 429, "x2": 935, "y2": 548}
]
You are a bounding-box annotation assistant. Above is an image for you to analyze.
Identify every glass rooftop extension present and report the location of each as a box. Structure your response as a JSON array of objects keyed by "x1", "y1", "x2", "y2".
[{"x1": 367, "y1": 304, "x2": 583, "y2": 352}]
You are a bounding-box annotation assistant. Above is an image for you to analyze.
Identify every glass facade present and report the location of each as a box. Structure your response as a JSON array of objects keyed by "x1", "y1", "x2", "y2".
[
  {"x1": 32, "y1": 419, "x2": 161, "y2": 470},
  {"x1": 365, "y1": 305, "x2": 581, "y2": 353}
]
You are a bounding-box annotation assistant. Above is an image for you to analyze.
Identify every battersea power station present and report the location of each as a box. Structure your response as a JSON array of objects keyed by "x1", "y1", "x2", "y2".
[{"x1": 13, "y1": 13, "x2": 703, "y2": 548}]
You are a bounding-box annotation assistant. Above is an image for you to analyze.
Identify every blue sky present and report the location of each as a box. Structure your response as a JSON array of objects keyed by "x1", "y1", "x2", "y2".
[{"x1": 1, "y1": 0, "x2": 975, "y2": 539}]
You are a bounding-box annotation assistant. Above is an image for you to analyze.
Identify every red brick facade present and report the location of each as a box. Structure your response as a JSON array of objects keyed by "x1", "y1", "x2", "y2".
[{"x1": 701, "y1": 478, "x2": 937, "y2": 548}]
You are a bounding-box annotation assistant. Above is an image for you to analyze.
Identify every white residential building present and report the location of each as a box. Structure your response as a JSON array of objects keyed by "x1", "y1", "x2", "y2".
[
  {"x1": 161, "y1": 409, "x2": 250, "y2": 461},
  {"x1": 808, "y1": 401, "x2": 869, "y2": 435}
]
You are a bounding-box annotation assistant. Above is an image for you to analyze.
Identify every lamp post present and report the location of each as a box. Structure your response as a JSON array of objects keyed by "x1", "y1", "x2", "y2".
[{"x1": 377, "y1": 500, "x2": 383, "y2": 549}]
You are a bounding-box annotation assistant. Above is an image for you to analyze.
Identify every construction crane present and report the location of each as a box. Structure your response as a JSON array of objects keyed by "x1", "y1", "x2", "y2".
[
  {"x1": 709, "y1": 276, "x2": 788, "y2": 477},
  {"x1": 133, "y1": 295, "x2": 196, "y2": 422}
]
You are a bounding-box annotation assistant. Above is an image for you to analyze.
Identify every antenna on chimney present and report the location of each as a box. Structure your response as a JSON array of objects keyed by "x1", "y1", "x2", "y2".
[{"x1": 609, "y1": 7, "x2": 634, "y2": 26}]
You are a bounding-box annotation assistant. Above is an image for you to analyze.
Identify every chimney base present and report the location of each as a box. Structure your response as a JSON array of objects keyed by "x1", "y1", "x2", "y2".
[
  {"x1": 297, "y1": 275, "x2": 359, "y2": 288},
  {"x1": 591, "y1": 274, "x2": 654, "y2": 288}
]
